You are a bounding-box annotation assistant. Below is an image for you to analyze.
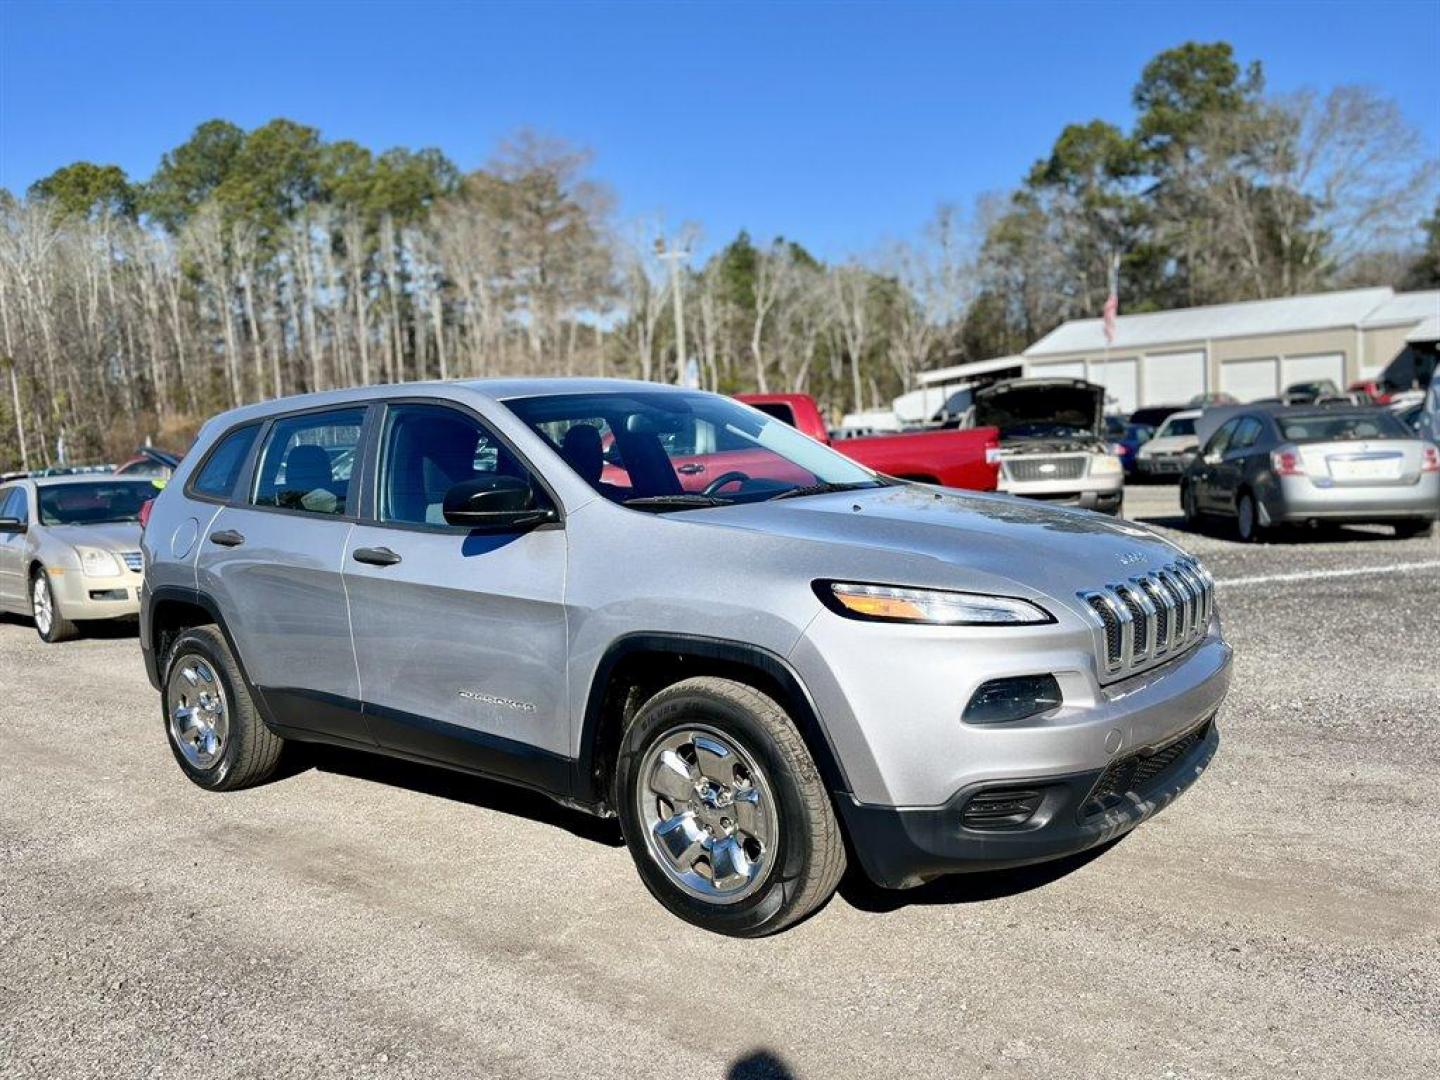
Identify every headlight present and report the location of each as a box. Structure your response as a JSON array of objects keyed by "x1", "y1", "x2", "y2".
[
  {"x1": 819, "y1": 582, "x2": 1053, "y2": 625},
  {"x1": 76, "y1": 546, "x2": 121, "y2": 577},
  {"x1": 1092, "y1": 455, "x2": 1123, "y2": 476}
]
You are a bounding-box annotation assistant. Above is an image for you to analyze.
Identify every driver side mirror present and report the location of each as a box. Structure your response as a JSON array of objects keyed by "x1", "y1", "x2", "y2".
[
  {"x1": 442, "y1": 475, "x2": 556, "y2": 532},
  {"x1": 0, "y1": 515, "x2": 25, "y2": 534}
]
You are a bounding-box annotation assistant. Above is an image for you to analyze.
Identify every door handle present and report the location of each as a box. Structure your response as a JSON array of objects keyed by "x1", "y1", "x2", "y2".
[
  {"x1": 352, "y1": 546, "x2": 402, "y2": 567},
  {"x1": 676, "y1": 463, "x2": 705, "y2": 475},
  {"x1": 209, "y1": 529, "x2": 246, "y2": 547}
]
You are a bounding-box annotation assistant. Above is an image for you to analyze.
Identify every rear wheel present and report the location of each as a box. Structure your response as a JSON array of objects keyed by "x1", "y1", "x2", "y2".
[
  {"x1": 162, "y1": 624, "x2": 284, "y2": 791},
  {"x1": 1235, "y1": 491, "x2": 1266, "y2": 543},
  {"x1": 614, "y1": 676, "x2": 846, "y2": 937},
  {"x1": 31, "y1": 569, "x2": 78, "y2": 643},
  {"x1": 1393, "y1": 519, "x2": 1435, "y2": 540}
]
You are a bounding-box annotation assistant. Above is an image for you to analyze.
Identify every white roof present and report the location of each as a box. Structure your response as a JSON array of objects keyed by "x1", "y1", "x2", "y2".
[
  {"x1": 1025, "y1": 288, "x2": 1395, "y2": 356},
  {"x1": 917, "y1": 355, "x2": 1025, "y2": 386},
  {"x1": 1362, "y1": 290, "x2": 1440, "y2": 328},
  {"x1": 1406, "y1": 313, "x2": 1440, "y2": 343}
]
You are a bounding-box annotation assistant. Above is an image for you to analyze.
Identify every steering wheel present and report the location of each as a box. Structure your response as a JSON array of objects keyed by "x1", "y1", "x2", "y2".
[{"x1": 702, "y1": 471, "x2": 751, "y2": 496}]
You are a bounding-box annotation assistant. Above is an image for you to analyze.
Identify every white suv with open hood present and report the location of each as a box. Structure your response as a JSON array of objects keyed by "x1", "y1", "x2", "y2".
[{"x1": 974, "y1": 378, "x2": 1125, "y2": 515}]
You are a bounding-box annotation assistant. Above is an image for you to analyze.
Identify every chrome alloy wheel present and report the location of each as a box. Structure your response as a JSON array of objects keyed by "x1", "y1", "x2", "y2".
[
  {"x1": 167, "y1": 656, "x2": 230, "y2": 770},
  {"x1": 31, "y1": 575, "x2": 53, "y2": 636},
  {"x1": 635, "y1": 725, "x2": 779, "y2": 905}
]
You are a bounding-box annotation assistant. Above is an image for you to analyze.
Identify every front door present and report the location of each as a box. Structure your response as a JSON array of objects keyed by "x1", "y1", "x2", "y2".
[
  {"x1": 1213, "y1": 417, "x2": 1262, "y2": 514},
  {"x1": 195, "y1": 405, "x2": 372, "y2": 745},
  {"x1": 1194, "y1": 419, "x2": 1238, "y2": 514},
  {"x1": 343, "y1": 402, "x2": 571, "y2": 794},
  {"x1": 0, "y1": 486, "x2": 29, "y2": 609}
]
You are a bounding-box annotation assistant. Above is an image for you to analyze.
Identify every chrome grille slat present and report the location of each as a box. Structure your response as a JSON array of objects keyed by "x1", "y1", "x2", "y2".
[
  {"x1": 121, "y1": 551, "x2": 143, "y2": 573},
  {"x1": 1079, "y1": 558, "x2": 1215, "y2": 681}
]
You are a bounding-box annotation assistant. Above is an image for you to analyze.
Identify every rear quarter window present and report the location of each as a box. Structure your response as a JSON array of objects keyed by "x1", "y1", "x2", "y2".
[{"x1": 190, "y1": 424, "x2": 260, "y2": 499}]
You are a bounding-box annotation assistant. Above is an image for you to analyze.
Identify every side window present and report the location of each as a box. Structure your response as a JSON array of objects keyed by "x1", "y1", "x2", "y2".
[
  {"x1": 1204, "y1": 419, "x2": 1239, "y2": 457},
  {"x1": 0, "y1": 487, "x2": 24, "y2": 521},
  {"x1": 379, "y1": 404, "x2": 549, "y2": 527},
  {"x1": 1230, "y1": 417, "x2": 1262, "y2": 452},
  {"x1": 191, "y1": 424, "x2": 260, "y2": 500},
  {"x1": 251, "y1": 408, "x2": 365, "y2": 516}
]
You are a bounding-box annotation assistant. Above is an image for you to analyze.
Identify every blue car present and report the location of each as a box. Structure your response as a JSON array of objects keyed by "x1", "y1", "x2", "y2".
[{"x1": 1105, "y1": 416, "x2": 1154, "y2": 477}]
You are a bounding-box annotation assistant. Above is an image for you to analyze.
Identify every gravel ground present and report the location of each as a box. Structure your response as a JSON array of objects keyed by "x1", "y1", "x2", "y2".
[{"x1": 2, "y1": 483, "x2": 1437, "y2": 1079}]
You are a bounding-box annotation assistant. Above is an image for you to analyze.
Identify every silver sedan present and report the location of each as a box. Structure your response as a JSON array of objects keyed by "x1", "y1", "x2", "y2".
[{"x1": 0, "y1": 475, "x2": 155, "y2": 642}]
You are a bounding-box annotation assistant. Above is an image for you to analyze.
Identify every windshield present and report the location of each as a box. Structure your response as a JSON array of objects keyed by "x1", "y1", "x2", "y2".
[
  {"x1": 1158, "y1": 417, "x2": 1198, "y2": 437},
  {"x1": 1278, "y1": 412, "x2": 1409, "y2": 443},
  {"x1": 504, "y1": 391, "x2": 883, "y2": 510},
  {"x1": 38, "y1": 481, "x2": 154, "y2": 525}
]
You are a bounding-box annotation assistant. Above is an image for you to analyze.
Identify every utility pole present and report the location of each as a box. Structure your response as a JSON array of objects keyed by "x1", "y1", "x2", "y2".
[{"x1": 654, "y1": 237, "x2": 689, "y2": 385}]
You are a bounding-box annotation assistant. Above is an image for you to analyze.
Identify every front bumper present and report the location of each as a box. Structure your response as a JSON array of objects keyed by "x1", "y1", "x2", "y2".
[
  {"x1": 839, "y1": 717, "x2": 1218, "y2": 888},
  {"x1": 1136, "y1": 455, "x2": 1193, "y2": 478},
  {"x1": 49, "y1": 566, "x2": 142, "y2": 620},
  {"x1": 997, "y1": 478, "x2": 1124, "y2": 513}
]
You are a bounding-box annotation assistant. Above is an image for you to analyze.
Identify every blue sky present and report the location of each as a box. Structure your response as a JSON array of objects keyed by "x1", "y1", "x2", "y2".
[{"x1": 2, "y1": 0, "x2": 1437, "y2": 259}]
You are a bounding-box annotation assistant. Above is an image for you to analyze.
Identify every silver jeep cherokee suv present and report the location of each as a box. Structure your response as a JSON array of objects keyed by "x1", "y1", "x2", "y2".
[{"x1": 141, "y1": 379, "x2": 1230, "y2": 936}]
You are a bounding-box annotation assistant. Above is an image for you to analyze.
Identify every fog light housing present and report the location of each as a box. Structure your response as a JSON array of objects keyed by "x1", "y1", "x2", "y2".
[
  {"x1": 961, "y1": 787, "x2": 1045, "y2": 830},
  {"x1": 963, "y1": 674, "x2": 1062, "y2": 725}
]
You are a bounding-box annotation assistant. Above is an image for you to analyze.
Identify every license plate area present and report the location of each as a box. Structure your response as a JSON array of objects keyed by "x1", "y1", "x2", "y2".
[{"x1": 1327, "y1": 454, "x2": 1402, "y2": 482}]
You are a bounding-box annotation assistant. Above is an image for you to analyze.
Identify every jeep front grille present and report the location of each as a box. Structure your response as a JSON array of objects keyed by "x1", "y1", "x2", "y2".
[
  {"x1": 1080, "y1": 557, "x2": 1214, "y2": 679},
  {"x1": 121, "y1": 551, "x2": 143, "y2": 573},
  {"x1": 1003, "y1": 455, "x2": 1088, "y2": 482}
]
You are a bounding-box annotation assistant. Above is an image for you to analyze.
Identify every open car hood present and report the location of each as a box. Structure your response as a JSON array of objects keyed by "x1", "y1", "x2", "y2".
[{"x1": 974, "y1": 379, "x2": 1105, "y2": 439}]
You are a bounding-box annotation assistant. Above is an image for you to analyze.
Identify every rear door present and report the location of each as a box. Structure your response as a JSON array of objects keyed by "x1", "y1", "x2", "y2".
[
  {"x1": 195, "y1": 405, "x2": 372, "y2": 745},
  {"x1": 342, "y1": 401, "x2": 571, "y2": 792}
]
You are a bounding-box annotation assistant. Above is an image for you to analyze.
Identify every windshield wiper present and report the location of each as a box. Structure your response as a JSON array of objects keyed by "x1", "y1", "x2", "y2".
[
  {"x1": 768, "y1": 481, "x2": 880, "y2": 501},
  {"x1": 621, "y1": 493, "x2": 731, "y2": 511}
]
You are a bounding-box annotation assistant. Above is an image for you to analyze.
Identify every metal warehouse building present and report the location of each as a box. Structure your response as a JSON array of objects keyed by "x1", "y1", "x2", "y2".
[{"x1": 1017, "y1": 286, "x2": 1440, "y2": 412}]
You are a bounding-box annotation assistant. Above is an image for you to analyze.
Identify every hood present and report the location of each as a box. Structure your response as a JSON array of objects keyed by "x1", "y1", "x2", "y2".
[
  {"x1": 41, "y1": 521, "x2": 143, "y2": 551},
  {"x1": 974, "y1": 379, "x2": 1105, "y2": 440},
  {"x1": 695, "y1": 485, "x2": 1185, "y2": 600}
]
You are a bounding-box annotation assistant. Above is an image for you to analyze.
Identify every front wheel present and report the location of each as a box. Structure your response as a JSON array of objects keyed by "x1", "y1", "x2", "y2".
[
  {"x1": 1181, "y1": 483, "x2": 1201, "y2": 527},
  {"x1": 614, "y1": 677, "x2": 846, "y2": 937},
  {"x1": 162, "y1": 624, "x2": 284, "y2": 791},
  {"x1": 31, "y1": 569, "x2": 78, "y2": 643}
]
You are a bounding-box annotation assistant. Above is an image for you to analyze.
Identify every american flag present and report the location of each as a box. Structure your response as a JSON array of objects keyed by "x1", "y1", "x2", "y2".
[{"x1": 1102, "y1": 256, "x2": 1119, "y2": 344}]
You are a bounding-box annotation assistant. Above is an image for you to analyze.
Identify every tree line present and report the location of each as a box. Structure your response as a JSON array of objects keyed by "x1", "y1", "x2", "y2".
[{"x1": 2, "y1": 41, "x2": 1436, "y2": 469}]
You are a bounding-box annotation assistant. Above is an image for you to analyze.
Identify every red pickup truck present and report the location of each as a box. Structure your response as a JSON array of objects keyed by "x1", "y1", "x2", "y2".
[{"x1": 735, "y1": 393, "x2": 1000, "y2": 491}]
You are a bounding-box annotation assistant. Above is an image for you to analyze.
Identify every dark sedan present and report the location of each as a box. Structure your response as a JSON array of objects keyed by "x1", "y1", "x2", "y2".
[{"x1": 1181, "y1": 406, "x2": 1439, "y2": 542}]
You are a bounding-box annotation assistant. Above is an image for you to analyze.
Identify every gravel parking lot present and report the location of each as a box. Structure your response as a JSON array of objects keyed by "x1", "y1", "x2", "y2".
[{"x1": 2, "y1": 483, "x2": 1437, "y2": 1080}]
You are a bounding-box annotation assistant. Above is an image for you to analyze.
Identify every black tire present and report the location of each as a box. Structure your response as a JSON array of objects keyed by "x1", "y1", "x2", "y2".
[
  {"x1": 31, "y1": 567, "x2": 79, "y2": 643},
  {"x1": 614, "y1": 676, "x2": 846, "y2": 937},
  {"x1": 1235, "y1": 491, "x2": 1266, "y2": 543},
  {"x1": 161, "y1": 624, "x2": 284, "y2": 791},
  {"x1": 1393, "y1": 519, "x2": 1435, "y2": 540},
  {"x1": 1181, "y1": 483, "x2": 1202, "y2": 528}
]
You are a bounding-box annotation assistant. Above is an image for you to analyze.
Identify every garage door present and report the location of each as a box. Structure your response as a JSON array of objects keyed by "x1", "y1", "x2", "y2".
[
  {"x1": 1143, "y1": 350, "x2": 1206, "y2": 406},
  {"x1": 1025, "y1": 360, "x2": 1087, "y2": 381},
  {"x1": 1282, "y1": 353, "x2": 1344, "y2": 391},
  {"x1": 1222, "y1": 358, "x2": 1279, "y2": 402},
  {"x1": 1087, "y1": 357, "x2": 1137, "y2": 414}
]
